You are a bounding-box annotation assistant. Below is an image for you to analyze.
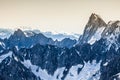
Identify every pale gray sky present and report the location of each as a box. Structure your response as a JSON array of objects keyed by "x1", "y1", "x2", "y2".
[{"x1": 0, "y1": 0, "x2": 120, "y2": 34}]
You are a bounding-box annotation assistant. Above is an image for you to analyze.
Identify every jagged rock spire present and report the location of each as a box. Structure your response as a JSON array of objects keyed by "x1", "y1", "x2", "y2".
[
  {"x1": 78, "y1": 13, "x2": 107, "y2": 44},
  {"x1": 87, "y1": 13, "x2": 107, "y2": 27}
]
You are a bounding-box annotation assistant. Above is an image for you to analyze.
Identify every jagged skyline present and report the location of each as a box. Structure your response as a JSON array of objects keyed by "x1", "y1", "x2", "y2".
[{"x1": 0, "y1": 0, "x2": 120, "y2": 34}]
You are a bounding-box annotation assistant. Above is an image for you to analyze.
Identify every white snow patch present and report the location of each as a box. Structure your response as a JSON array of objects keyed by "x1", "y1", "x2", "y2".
[
  {"x1": 112, "y1": 73, "x2": 120, "y2": 79},
  {"x1": 22, "y1": 60, "x2": 101, "y2": 80},
  {"x1": 0, "y1": 51, "x2": 12, "y2": 63},
  {"x1": 75, "y1": 49, "x2": 81, "y2": 56},
  {"x1": 65, "y1": 60, "x2": 101, "y2": 80},
  {"x1": 0, "y1": 32, "x2": 12, "y2": 39},
  {"x1": 14, "y1": 55, "x2": 18, "y2": 62},
  {"x1": 88, "y1": 37, "x2": 97, "y2": 45},
  {"x1": 22, "y1": 60, "x2": 51, "y2": 80},
  {"x1": 30, "y1": 45, "x2": 34, "y2": 48},
  {"x1": 103, "y1": 62, "x2": 108, "y2": 66},
  {"x1": 59, "y1": 51, "x2": 64, "y2": 56},
  {"x1": 52, "y1": 67, "x2": 65, "y2": 80},
  {"x1": 15, "y1": 46, "x2": 19, "y2": 51},
  {"x1": 65, "y1": 64, "x2": 83, "y2": 80},
  {"x1": 77, "y1": 60, "x2": 101, "y2": 80},
  {"x1": 24, "y1": 31, "x2": 35, "y2": 37},
  {"x1": 23, "y1": 32, "x2": 28, "y2": 37},
  {"x1": 0, "y1": 42, "x2": 5, "y2": 49},
  {"x1": 94, "y1": 14, "x2": 98, "y2": 21},
  {"x1": 0, "y1": 50, "x2": 3, "y2": 53},
  {"x1": 118, "y1": 73, "x2": 120, "y2": 78},
  {"x1": 22, "y1": 60, "x2": 66, "y2": 80}
]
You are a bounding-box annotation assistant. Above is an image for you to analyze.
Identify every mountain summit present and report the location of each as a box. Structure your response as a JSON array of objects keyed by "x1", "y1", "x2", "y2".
[
  {"x1": 78, "y1": 13, "x2": 120, "y2": 52},
  {"x1": 88, "y1": 13, "x2": 106, "y2": 26},
  {"x1": 78, "y1": 13, "x2": 107, "y2": 44}
]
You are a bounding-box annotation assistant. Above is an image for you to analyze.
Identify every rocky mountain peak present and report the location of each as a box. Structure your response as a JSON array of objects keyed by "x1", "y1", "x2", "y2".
[
  {"x1": 88, "y1": 13, "x2": 106, "y2": 27},
  {"x1": 103, "y1": 20, "x2": 120, "y2": 36},
  {"x1": 13, "y1": 29, "x2": 25, "y2": 37},
  {"x1": 78, "y1": 13, "x2": 107, "y2": 44},
  {"x1": 111, "y1": 20, "x2": 120, "y2": 28}
]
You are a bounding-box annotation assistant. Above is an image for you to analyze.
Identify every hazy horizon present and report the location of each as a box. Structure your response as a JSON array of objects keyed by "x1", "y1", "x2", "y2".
[{"x1": 0, "y1": 0, "x2": 120, "y2": 34}]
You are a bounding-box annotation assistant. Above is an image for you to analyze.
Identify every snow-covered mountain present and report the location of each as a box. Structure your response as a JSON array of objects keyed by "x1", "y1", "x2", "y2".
[
  {"x1": 78, "y1": 13, "x2": 107, "y2": 44},
  {"x1": 0, "y1": 44, "x2": 102, "y2": 80},
  {"x1": 78, "y1": 13, "x2": 120, "y2": 48},
  {"x1": 0, "y1": 29, "x2": 77, "y2": 51},
  {"x1": 0, "y1": 13, "x2": 120, "y2": 80},
  {"x1": 43, "y1": 32, "x2": 80, "y2": 41},
  {"x1": 0, "y1": 28, "x2": 14, "y2": 39},
  {"x1": 0, "y1": 28, "x2": 79, "y2": 41}
]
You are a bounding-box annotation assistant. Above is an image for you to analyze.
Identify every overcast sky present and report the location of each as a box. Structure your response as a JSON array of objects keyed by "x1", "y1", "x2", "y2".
[{"x1": 0, "y1": 0, "x2": 120, "y2": 34}]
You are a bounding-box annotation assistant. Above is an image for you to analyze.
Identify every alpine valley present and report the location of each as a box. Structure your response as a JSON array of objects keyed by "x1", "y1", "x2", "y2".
[{"x1": 0, "y1": 13, "x2": 120, "y2": 80}]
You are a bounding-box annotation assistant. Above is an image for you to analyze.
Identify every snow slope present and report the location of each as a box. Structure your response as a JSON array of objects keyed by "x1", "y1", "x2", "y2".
[{"x1": 22, "y1": 60, "x2": 101, "y2": 80}]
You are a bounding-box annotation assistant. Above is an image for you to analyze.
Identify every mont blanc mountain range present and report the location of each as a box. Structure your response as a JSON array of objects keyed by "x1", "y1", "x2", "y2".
[
  {"x1": 0, "y1": 28, "x2": 79, "y2": 41},
  {"x1": 0, "y1": 13, "x2": 120, "y2": 80}
]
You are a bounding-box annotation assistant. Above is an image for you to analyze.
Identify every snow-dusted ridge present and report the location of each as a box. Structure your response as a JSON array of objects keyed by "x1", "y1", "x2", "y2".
[
  {"x1": 22, "y1": 59, "x2": 101, "y2": 80},
  {"x1": 0, "y1": 28, "x2": 80, "y2": 41},
  {"x1": 79, "y1": 14, "x2": 120, "y2": 49}
]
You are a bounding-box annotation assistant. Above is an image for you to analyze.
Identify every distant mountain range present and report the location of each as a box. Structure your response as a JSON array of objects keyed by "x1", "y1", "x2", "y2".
[
  {"x1": 0, "y1": 13, "x2": 120, "y2": 80},
  {"x1": 0, "y1": 28, "x2": 80, "y2": 41}
]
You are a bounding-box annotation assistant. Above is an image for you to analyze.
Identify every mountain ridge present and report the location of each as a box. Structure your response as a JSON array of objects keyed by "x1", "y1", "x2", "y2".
[
  {"x1": 78, "y1": 13, "x2": 120, "y2": 46},
  {"x1": 0, "y1": 13, "x2": 120, "y2": 80}
]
